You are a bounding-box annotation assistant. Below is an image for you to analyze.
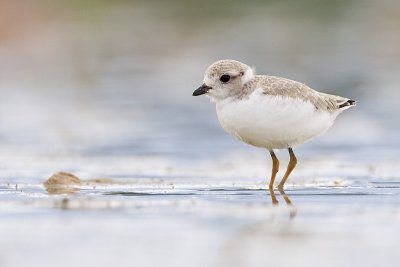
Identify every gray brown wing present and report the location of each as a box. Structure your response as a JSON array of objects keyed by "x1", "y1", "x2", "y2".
[{"x1": 258, "y1": 75, "x2": 355, "y2": 112}]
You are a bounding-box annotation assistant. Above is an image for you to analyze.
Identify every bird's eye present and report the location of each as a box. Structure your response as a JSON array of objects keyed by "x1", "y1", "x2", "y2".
[{"x1": 220, "y1": 74, "x2": 231, "y2": 83}]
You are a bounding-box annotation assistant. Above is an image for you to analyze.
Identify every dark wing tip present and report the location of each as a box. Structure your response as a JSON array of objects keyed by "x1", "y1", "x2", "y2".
[{"x1": 338, "y1": 99, "x2": 356, "y2": 108}]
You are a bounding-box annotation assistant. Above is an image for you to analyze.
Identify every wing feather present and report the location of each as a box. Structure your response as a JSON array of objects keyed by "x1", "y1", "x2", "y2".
[{"x1": 257, "y1": 76, "x2": 355, "y2": 112}]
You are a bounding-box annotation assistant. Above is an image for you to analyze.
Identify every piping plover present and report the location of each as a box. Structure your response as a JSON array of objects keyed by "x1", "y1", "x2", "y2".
[{"x1": 193, "y1": 59, "x2": 355, "y2": 190}]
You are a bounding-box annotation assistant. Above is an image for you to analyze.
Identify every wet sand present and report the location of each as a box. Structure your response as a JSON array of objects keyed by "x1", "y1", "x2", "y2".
[{"x1": 1, "y1": 160, "x2": 400, "y2": 267}]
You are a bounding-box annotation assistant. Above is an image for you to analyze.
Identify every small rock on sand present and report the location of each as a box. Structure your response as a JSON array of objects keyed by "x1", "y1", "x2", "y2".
[
  {"x1": 44, "y1": 172, "x2": 81, "y2": 186},
  {"x1": 44, "y1": 172, "x2": 81, "y2": 194}
]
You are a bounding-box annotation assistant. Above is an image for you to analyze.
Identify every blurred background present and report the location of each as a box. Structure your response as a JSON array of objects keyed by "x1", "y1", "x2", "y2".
[
  {"x1": 1, "y1": 1, "x2": 400, "y2": 267},
  {"x1": 1, "y1": 0, "x2": 400, "y2": 181}
]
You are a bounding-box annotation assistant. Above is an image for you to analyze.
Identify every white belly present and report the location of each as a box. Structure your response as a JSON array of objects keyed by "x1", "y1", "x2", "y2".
[{"x1": 216, "y1": 90, "x2": 338, "y2": 149}]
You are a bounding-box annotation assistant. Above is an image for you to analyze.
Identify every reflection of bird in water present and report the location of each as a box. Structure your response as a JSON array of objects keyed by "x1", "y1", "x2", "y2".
[
  {"x1": 269, "y1": 188, "x2": 297, "y2": 219},
  {"x1": 193, "y1": 60, "x2": 355, "y2": 190}
]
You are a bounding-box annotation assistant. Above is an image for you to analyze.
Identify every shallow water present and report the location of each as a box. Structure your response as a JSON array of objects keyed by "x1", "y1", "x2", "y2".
[
  {"x1": 1, "y1": 173, "x2": 400, "y2": 267},
  {"x1": 1, "y1": 0, "x2": 400, "y2": 266}
]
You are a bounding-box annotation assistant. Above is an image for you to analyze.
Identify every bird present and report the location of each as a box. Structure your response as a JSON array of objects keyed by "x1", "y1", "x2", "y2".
[{"x1": 192, "y1": 59, "x2": 355, "y2": 190}]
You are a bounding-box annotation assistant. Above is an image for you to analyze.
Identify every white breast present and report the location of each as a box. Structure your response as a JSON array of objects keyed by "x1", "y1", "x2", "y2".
[{"x1": 215, "y1": 89, "x2": 339, "y2": 149}]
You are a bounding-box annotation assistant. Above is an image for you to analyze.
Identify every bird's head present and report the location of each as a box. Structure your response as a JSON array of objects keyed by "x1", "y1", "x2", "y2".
[{"x1": 193, "y1": 60, "x2": 255, "y2": 102}]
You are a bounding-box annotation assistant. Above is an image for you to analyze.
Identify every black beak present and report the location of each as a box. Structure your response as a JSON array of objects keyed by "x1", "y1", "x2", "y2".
[{"x1": 193, "y1": 84, "x2": 212, "y2": 96}]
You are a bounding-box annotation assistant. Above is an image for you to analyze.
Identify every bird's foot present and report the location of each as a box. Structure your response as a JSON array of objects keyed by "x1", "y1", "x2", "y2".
[
  {"x1": 268, "y1": 183, "x2": 274, "y2": 191},
  {"x1": 277, "y1": 184, "x2": 285, "y2": 191},
  {"x1": 268, "y1": 187, "x2": 279, "y2": 205}
]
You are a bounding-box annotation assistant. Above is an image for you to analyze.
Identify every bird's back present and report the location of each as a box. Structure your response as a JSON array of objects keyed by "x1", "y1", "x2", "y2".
[{"x1": 254, "y1": 75, "x2": 355, "y2": 112}]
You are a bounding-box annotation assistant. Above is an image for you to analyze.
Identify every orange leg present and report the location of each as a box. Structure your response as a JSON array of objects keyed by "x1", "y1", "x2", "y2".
[
  {"x1": 268, "y1": 149, "x2": 279, "y2": 190},
  {"x1": 277, "y1": 147, "x2": 297, "y2": 190}
]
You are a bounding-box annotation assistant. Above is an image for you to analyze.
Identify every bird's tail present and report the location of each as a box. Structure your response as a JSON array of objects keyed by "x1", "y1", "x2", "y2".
[{"x1": 338, "y1": 99, "x2": 356, "y2": 109}]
